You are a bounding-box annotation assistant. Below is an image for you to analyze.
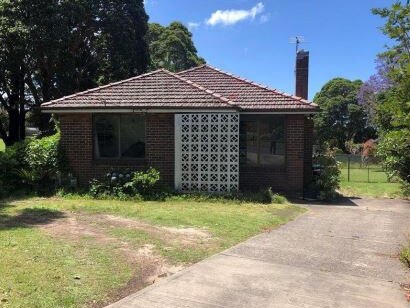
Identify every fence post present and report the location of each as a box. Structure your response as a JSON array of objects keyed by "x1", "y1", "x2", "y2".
[{"x1": 347, "y1": 155, "x2": 350, "y2": 182}]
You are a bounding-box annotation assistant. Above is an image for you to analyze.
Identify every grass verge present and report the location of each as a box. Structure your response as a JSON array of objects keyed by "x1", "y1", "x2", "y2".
[
  {"x1": 0, "y1": 196, "x2": 304, "y2": 307},
  {"x1": 339, "y1": 180, "x2": 403, "y2": 198}
]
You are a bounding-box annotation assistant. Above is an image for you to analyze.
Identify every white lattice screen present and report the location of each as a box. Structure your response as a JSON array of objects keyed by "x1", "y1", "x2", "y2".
[{"x1": 175, "y1": 113, "x2": 239, "y2": 193}]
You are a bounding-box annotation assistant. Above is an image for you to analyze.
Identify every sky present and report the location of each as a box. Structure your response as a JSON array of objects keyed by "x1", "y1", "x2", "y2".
[{"x1": 145, "y1": 0, "x2": 396, "y2": 100}]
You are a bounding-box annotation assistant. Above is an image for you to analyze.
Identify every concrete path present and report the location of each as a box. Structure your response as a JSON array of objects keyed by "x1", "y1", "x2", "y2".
[{"x1": 108, "y1": 198, "x2": 410, "y2": 308}]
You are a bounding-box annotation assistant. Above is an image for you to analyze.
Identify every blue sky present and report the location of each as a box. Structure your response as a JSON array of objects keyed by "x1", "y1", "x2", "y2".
[{"x1": 145, "y1": 0, "x2": 394, "y2": 100}]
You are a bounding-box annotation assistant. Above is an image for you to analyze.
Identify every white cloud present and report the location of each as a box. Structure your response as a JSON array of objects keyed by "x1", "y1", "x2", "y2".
[
  {"x1": 188, "y1": 22, "x2": 200, "y2": 31},
  {"x1": 205, "y1": 2, "x2": 264, "y2": 26},
  {"x1": 259, "y1": 13, "x2": 270, "y2": 23}
]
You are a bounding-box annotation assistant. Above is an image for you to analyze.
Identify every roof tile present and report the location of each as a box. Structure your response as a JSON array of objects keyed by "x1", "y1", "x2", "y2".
[
  {"x1": 178, "y1": 65, "x2": 317, "y2": 111},
  {"x1": 42, "y1": 65, "x2": 318, "y2": 112}
]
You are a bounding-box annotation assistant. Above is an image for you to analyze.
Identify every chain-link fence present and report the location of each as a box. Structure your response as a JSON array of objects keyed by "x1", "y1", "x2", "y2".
[{"x1": 335, "y1": 154, "x2": 395, "y2": 183}]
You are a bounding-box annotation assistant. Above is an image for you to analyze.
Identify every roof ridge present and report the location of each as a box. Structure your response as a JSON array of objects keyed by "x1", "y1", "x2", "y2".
[
  {"x1": 163, "y1": 69, "x2": 238, "y2": 108},
  {"x1": 42, "y1": 69, "x2": 165, "y2": 106},
  {"x1": 181, "y1": 64, "x2": 316, "y2": 106},
  {"x1": 176, "y1": 64, "x2": 207, "y2": 75}
]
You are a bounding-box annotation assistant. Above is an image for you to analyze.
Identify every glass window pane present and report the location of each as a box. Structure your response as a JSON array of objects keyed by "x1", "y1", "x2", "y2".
[
  {"x1": 120, "y1": 115, "x2": 145, "y2": 158},
  {"x1": 259, "y1": 118, "x2": 286, "y2": 167},
  {"x1": 239, "y1": 120, "x2": 258, "y2": 165},
  {"x1": 94, "y1": 115, "x2": 119, "y2": 158}
]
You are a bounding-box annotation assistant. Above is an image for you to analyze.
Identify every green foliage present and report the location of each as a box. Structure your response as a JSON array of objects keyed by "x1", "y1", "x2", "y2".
[
  {"x1": 89, "y1": 168, "x2": 161, "y2": 200},
  {"x1": 313, "y1": 78, "x2": 375, "y2": 151},
  {"x1": 400, "y1": 241, "x2": 410, "y2": 268},
  {"x1": 372, "y1": 1, "x2": 410, "y2": 195},
  {"x1": 0, "y1": 139, "x2": 4, "y2": 152},
  {"x1": 0, "y1": 0, "x2": 150, "y2": 143},
  {"x1": 312, "y1": 145, "x2": 341, "y2": 200},
  {"x1": 251, "y1": 187, "x2": 288, "y2": 204},
  {"x1": 0, "y1": 133, "x2": 67, "y2": 196},
  {"x1": 376, "y1": 129, "x2": 410, "y2": 195},
  {"x1": 344, "y1": 140, "x2": 363, "y2": 155},
  {"x1": 126, "y1": 167, "x2": 161, "y2": 197},
  {"x1": 148, "y1": 22, "x2": 205, "y2": 72},
  {"x1": 22, "y1": 133, "x2": 67, "y2": 192},
  {"x1": 96, "y1": 0, "x2": 149, "y2": 83},
  {"x1": 0, "y1": 139, "x2": 29, "y2": 196}
]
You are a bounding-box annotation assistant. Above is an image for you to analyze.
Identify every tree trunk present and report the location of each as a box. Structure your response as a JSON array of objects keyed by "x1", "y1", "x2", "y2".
[{"x1": 7, "y1": 108, "x2": 20, "y2": 145}]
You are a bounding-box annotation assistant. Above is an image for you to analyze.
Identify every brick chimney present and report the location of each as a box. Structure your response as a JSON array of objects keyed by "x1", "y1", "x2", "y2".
[{"x1": 295, "y1": 50, "x2": 309, "y2": 99}]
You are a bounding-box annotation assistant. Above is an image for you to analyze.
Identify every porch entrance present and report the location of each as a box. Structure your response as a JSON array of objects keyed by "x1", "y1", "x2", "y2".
[{"x1": 174, "y1": 113, "x2": 239, "y2": 193}]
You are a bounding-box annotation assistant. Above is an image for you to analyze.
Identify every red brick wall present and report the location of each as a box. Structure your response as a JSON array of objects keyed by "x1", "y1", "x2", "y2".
[
  {"x1": 303, "y1": 117, "x2": 314, "y2": 187},
  {"x1": 239, "y1": 115, "x2": 308, "y2": 197},
  {"x1": 59, "y1": 113, "x2": 311, "y2": 196},
  {"x1": 59, "y1": 113, "x2": 174, "y2": 187}
]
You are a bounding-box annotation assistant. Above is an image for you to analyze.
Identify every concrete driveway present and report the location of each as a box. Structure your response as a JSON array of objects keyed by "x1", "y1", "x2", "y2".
[{"x1": 108, "y1": 198, "x2": 410, "y2": 308}]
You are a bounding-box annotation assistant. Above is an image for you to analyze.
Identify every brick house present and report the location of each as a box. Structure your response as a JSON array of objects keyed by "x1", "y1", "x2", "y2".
[{"x1": 42, "y1": 60, "x2": 317, "y2": 196}]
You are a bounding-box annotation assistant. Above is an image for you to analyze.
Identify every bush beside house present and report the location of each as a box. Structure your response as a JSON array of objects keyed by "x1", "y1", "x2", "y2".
[
  {"x1": 310, "y1": 144, "x2": 341, "y2": 200},
  {"x1": 0, "y1": 134, "x2": 66, "y2": 197}
]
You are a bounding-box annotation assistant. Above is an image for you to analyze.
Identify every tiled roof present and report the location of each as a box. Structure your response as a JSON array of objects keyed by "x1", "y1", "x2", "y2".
[
  {"x1": 42, "y1": 65, "x2": 317, "y2": 112},
  {"x1": 178, "y1": 65, "x2": 317, "y2": 111},
  {"x1": 42, "y1": 69, "x2": 235, "y2": 110}
]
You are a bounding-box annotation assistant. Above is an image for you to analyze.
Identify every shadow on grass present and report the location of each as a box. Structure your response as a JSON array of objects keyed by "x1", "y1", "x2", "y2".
[{"x1": 0, "y1": 207, "x2": 65, "y2": 230}]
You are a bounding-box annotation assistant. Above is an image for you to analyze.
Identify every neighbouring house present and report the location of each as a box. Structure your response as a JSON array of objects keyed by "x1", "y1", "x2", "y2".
[{"x1": 42, "y1": 54, "x2": 317, "y2": 196}]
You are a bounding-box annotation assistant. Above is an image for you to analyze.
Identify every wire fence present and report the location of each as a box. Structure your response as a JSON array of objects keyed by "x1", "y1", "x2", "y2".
[{"x1": 335, "y1": 154, "x2": 396, "y2": 183}]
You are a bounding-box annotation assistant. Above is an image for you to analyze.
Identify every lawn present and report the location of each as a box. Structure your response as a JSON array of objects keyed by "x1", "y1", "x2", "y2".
[
  {"x1": 337, "y1": 167, "x2": 403, "y2": 198},
  {"x1": 0, "y1": 139, "x2": 4, "y2": 152},
  {"x1": 0, "y1": 196, "x2": 304, "y2": 307},
  {"x1": 339, "y1": 180, "x2": 403, "y2": 198}
]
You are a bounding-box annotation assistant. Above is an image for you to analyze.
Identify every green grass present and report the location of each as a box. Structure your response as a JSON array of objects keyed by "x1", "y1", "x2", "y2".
[
  {"x1": 0, "y1": 223, "x2": 132, "y2": 307},
  {"x1": 0, "y1": 139, "x2": 4, "y2": 152},
  {"x1": 339, "y1": 180, "x2": 403, "y2": 198},
  {"x1": 400, "y1": 241, "x2": 410, "y2": 269},
  {"x1": 340, "y1": 167, "x2": 392, "y2": 183},
  {"x1": 338, "y1": 167, "x2": 403, "y2": 198},
  {"x1": 0, "y1": 196, "x2": 304, "y2": 307}
]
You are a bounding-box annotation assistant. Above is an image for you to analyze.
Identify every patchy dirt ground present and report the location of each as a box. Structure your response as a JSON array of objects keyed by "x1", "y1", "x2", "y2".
[{"x1": 39, "y1": 211, "x2": 213, "y2": 307}]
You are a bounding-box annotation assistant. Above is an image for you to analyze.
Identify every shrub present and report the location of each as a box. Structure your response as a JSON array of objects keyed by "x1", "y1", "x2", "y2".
[
  {"x1": 377, "y1": 129, "x2": 410, "y2": 196},
  {"x1": 89, "y1": 168, "x2": 161, "y2": 200},
  {"x1": 125, "y1": 167, "x2": 161, "y2": 197},
  {"x1": 0, "y1": 133, "x2": 68, "y2": 197},
  {"x1": 0, "y1": 139, "x2": 29, "y2": 197},
  {"x1": 227, "y1": 188, "x2": 288, "y2": 204},
  {"x1": 312, "y1": 144, "x2": 341, "y2": 200},
  {"x1": 22, "y1": 133, "x2": 67, "y2": 193}
]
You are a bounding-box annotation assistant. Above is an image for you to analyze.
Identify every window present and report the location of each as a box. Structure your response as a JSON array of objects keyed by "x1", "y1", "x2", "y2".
[
  {"x1": 240, "y1": 116, "x2": 285, "y2": 168},
  {"x1": 94, "y1": 114, "x2": 145, "y2": 159}
]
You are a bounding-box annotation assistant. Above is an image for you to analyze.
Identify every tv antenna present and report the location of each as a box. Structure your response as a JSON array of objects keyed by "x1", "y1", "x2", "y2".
[{"x1": 289, "y1": 36, "x2": 306, "y2": 54}]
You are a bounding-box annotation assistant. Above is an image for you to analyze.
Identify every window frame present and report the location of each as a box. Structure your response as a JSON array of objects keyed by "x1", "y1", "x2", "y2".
[
  {"x1": 239, "y1": 115, "x2": 287, "y2": 170},
  {"x1": 92, "y1": 113, "x2": 146, "y2": 161}
]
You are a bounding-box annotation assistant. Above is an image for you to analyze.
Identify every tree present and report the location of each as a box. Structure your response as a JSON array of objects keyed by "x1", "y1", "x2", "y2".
[
  {"x1": 372, "y1": 1, "x2": 410, "y2": 194},
  {"x1": 313, "y1": 78, "x2": 375, "y2": 152},
  {"x1": 0, "y1": 0, "x2": 30, "y2": 144},
  {"x1": 0, "y1": 0, "x2": 149, "y2": 145},
  {"x1": 147, "y1": 22, "x2": 205, "y2": 72},
  {"x1": 358, "y1": 57, "x2": 393, "y2": 127},
  {"x1": 96, "y1": 0, "x2": 149, "y2": 83}
]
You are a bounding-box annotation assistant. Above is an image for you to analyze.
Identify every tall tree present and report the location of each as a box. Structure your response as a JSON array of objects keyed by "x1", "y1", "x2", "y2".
[
  {"x1": 313, "y1": 78, "x2": 375, "y2": 152},
  {"x1": 0, "y1": 0, "x2": 30, "y2": 144},
  {"x1": 372, "y1": 1, "x2": 410, "y2": 194},
  {"x1": 147, "y1": 22, "x2": 205, "y2": 72},
  {"x1": 0, "y1": 0, "x2": 150, "y2": 145},
  {"x1": 97, "y1": 0, "x2": 149, "y2": 83}
]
